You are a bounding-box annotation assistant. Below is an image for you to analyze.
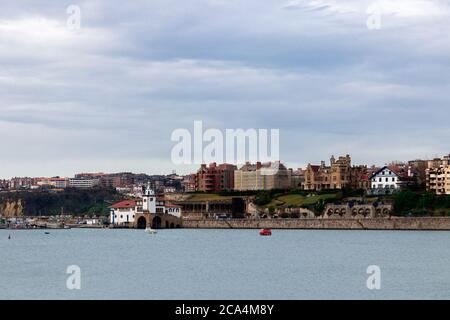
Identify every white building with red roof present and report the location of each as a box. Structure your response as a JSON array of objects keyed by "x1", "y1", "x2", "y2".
[
  {"x1": 368, "y1": 165, "x2": 414, "y2": 195},
  {"x1": 109, "y1": 184, "x2": 181, "y2": 226}
]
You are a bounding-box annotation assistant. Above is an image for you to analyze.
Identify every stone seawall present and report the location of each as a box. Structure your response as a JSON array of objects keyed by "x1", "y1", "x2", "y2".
[{"x1": 183, "y1": 217, "x2": 450, "y2": 231}]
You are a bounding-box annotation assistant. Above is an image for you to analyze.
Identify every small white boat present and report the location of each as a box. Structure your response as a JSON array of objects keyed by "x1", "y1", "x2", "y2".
[{"x1": 145, "y1": 227, "x2": 157, "y2": 234}]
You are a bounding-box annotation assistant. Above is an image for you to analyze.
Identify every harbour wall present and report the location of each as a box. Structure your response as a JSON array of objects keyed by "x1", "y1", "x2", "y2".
[{"x1": 182, "y1": 217, "x2": 450, "y2": 231}]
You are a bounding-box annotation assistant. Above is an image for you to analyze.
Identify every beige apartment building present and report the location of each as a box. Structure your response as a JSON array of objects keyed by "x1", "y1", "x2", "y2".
[
  {"x1": 234, "y1": 162, "x2": 292, "y2": 191},
  {"x1": 304, "y1": 155, "x2": 368, "y2": 190},
  {"x1": 426, "y1": 155, "x2": 450, "y2": 195}
]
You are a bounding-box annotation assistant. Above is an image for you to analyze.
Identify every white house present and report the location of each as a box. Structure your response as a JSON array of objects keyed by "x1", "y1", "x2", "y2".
[
  {"x1": 110, "y1": 184, "x2": 181, "y2": 226},
  {"x1": 369, "y1": 166, "x2": 409, "y2": 195},
  {"x1": 110, "y1": 199, "x2": 140, "y2": 225}
]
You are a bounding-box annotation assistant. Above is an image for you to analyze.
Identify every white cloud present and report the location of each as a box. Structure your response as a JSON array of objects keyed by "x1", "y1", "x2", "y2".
[{"x1": 283, "y1": 0, "x2": 450, "y2": 17}]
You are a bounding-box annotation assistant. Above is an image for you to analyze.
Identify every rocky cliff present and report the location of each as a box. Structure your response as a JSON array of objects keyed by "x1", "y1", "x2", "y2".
[{"x1": 0, "y1": 200, "x2": 24, "y2": 217}]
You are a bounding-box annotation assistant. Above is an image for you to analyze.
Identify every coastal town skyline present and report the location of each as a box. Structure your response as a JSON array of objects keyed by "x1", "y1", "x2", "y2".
[
  {"x1": 0, "y1": 150, "x2": 448, "y2": 180},
  {"x1": 2, "y1": 0, "x2": 450, "y2": 304}
]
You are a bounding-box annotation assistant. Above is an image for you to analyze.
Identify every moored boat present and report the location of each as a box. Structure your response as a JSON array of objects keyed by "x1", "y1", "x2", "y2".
[{"x1": 259, "y1": 228, "x2": 272, "y2": 236}]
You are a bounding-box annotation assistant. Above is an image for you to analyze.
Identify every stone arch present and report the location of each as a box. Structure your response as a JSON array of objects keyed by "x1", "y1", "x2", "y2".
[
  {"x1": 152, "y1": 216, "x2": 162, "y2": 229},
  {"x1": 170, "y1": 223, "x2": 175, "y2": 228},
  {"x1": 137, "y1": 216, "x2": 147, "y2": 229}
]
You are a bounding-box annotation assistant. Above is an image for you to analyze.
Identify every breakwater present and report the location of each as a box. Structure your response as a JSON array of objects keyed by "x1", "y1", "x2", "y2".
[{"x1": 183, "y1": 217, "x2": 450, "y2": 231}]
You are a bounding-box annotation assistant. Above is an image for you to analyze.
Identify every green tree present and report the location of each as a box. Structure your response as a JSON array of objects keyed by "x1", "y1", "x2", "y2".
[
  {"x1": 393, "y1": 190, "x2": 419, "y2": 215},
  {"x1": 314, "y1": 199, "x2": 326, "y2": 215},
  {"x1": 254, "y1": 191, "x2": 272, "y2": 206}
]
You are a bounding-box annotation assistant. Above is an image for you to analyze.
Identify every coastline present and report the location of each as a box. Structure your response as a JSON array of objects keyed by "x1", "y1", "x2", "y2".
[
  {"x1": 4, "y1": 217, "x2": 450, "y2": 231},
  {"x1": 182, "y1": 217, "x2": 450, "y2": 231}
]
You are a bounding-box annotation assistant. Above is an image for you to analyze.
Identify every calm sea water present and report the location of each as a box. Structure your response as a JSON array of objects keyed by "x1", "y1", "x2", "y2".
[{"x1": 1, "y1": 228, "x2": 450, "y2": 299}]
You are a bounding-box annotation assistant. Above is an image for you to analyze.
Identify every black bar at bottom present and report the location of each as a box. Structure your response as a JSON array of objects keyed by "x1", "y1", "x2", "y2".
[{"x1": 0, "y1": 300, "x2": 442, "y2": 319}]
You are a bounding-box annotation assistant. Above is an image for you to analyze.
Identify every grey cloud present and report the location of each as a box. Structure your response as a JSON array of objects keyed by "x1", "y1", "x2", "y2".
[{"x1": 0, "y1": 0, "x2": 449, "y2": 177}]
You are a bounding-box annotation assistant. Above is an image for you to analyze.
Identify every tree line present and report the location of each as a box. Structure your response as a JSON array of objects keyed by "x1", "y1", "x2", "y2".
[{"x1": 0, "y1": 187, "x2": 123, "y2": 216}]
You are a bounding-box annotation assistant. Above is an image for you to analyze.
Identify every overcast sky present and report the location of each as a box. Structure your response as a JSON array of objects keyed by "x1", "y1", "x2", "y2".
[{"x1": 0, "y1": 0, "x2": 449, "y2": 178}]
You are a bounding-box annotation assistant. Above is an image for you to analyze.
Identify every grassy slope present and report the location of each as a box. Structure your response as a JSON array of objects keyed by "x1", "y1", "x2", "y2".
[
  {"x1": 273, "y1": 193, "x2": 338, "y2": 208},
  {"x1": 185, "y1": 192, "x2": 339, "y2": 208}
]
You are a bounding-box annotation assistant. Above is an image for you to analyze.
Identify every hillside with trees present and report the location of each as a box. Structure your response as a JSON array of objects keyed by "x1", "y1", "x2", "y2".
[{"x1": 0, "y1": 187, "x2": 124, "y2": 216}]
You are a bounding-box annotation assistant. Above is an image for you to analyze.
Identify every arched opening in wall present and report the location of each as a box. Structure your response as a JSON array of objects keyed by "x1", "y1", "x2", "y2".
[
  {"x1": 176, "y1": 224, "x2": 180, "y2": 228},
  {"x1": 137, "y1": 216, "x2": 147, "y2": 229},
  {"x1": 152, "y1": 216, "x2": 162, "y2": 229},
  {"x1": 170, "y1": 223, "x2": 175, "y2": 228},
  {"x1": 165, "y1": 221, "x2": 169, "y2": 228}
]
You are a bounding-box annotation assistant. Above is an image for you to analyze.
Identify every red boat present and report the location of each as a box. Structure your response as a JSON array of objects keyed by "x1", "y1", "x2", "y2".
[{"x1": 259, "y1": 228, "x2": 272, "y2": 236}]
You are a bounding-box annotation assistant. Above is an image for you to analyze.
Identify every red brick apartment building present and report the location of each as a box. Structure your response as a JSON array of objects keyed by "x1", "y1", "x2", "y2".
[{"x1": 195, "y1": 163, "x2": 237, "y2": 192}]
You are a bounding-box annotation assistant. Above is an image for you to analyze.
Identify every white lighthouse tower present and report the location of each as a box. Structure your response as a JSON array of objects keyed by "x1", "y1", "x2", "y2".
[{"x1": 142, "y1": 183, "x2": 156, "y2": 213}]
